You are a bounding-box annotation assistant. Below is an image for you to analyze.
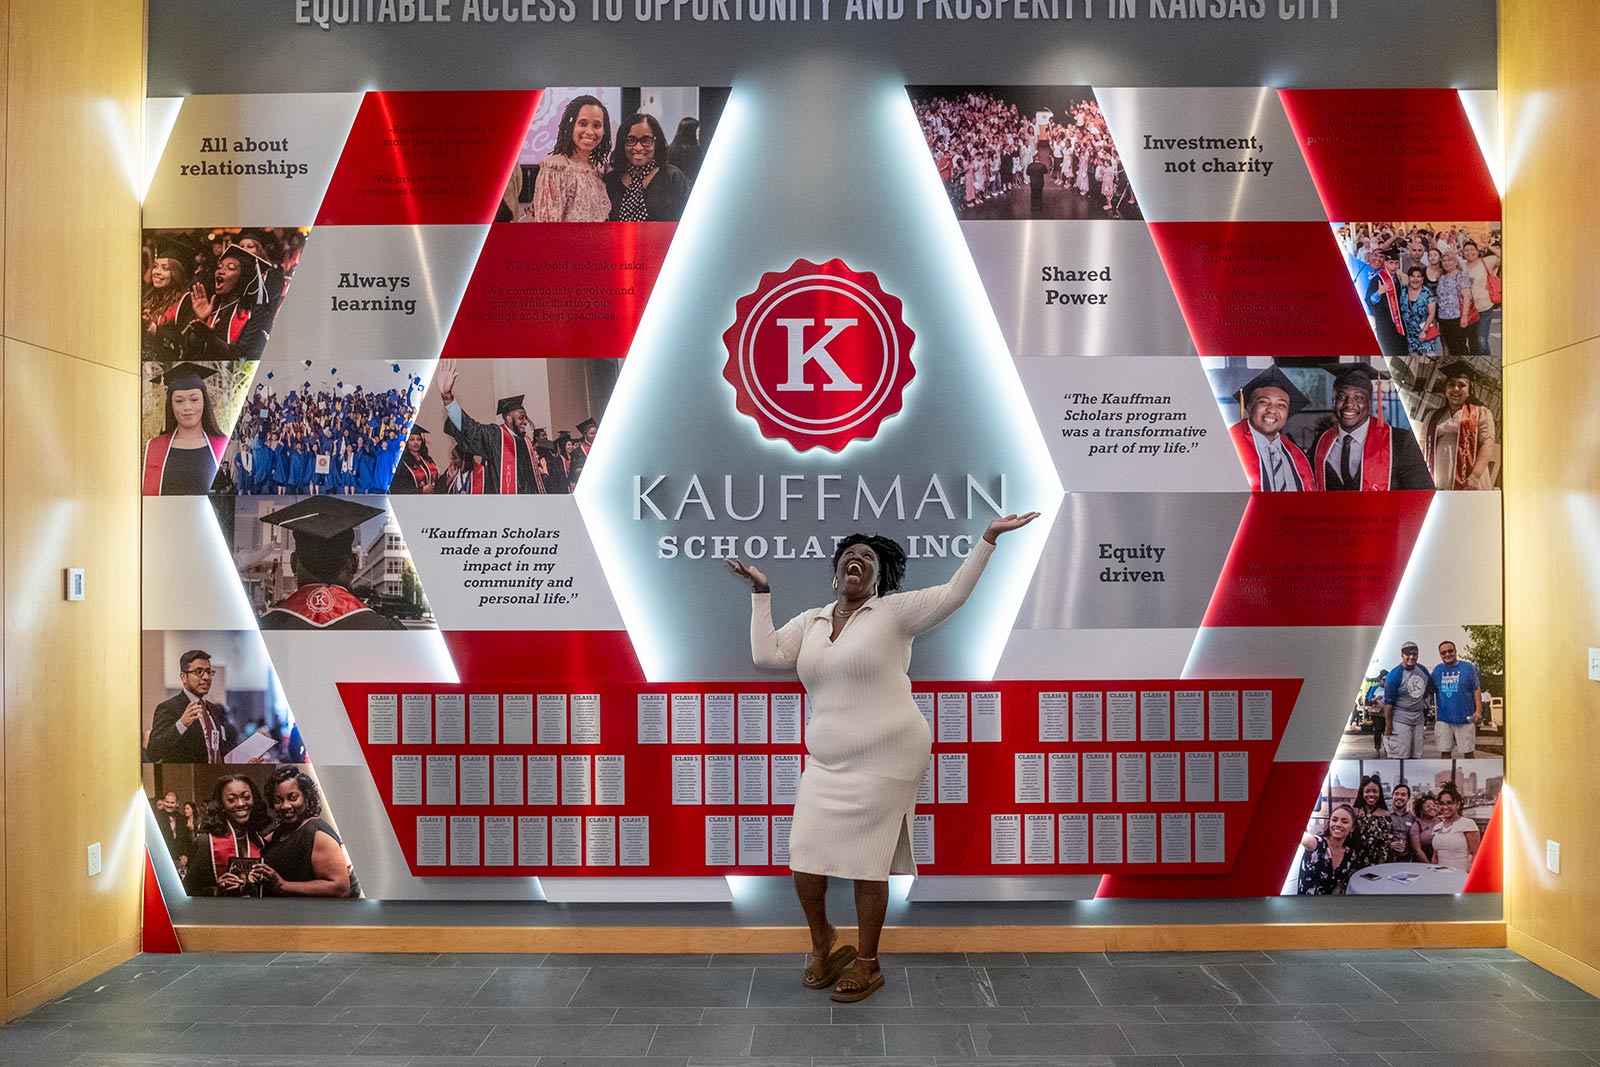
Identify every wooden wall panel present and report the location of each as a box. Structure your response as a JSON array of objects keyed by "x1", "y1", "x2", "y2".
[
  {"x1": 1501, "y1": 0, "x2": 1600, "y2": 364},
  {"x1": 1, "y1": 339, "x2": 142, "y2": 1000},
  {"x1": 2, "y1": 0, "x2": 142, "y2": 372},
  {"x1": 1501, "y1": 0, "x2": 1600, "y2": 994}
]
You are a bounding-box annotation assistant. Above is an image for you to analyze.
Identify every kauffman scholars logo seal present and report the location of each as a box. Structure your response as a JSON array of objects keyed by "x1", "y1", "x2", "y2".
[{"x1": 722, "y1": 259, "x2": 916, "y2": 453}]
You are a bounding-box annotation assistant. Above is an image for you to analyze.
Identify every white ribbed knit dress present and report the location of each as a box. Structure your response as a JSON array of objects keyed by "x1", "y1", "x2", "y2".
[{"x1": 750, "y1": 538, "x2": 994, "y2": 880}]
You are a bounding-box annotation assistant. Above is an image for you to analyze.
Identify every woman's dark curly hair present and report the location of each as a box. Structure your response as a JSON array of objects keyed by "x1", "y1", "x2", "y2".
[
  {"x1": 265, "y1": 765, "x2": 323, "y2": 820},
  {"x1": 832, "y1": 534, "x2": 908, "y2": 595},
  {"x1": 553, "y1": 94, "x2": 613, "y2": 166},
  {"x1": 197, "y1": 774, "x2": 273, "y2": 837}
]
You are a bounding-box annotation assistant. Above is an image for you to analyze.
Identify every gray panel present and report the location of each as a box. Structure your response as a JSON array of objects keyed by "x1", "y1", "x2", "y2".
[{"x1": 148, "y1": 4, "x2": 1497, "y2": 95}]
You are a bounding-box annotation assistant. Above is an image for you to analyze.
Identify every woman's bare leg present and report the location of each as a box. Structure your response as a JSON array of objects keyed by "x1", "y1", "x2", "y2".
[
  {"x1": 852, "y1": 879, "x2": 888, "y2": 974},
  {"x1": 794, "y1": 872, "x2": 834, "y2": 956}
]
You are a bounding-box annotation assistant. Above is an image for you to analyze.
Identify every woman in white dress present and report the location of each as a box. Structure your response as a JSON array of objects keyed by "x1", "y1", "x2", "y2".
[
  {"x1": 729, "y1": 513, "x2": 1039, "y2": 1002},
  {"x1": 1429, "y1": 784, "x2": 1480, "y2": 871}
]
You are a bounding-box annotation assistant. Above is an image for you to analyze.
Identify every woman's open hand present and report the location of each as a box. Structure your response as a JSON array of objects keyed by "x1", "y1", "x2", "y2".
[
  {"x1": 726, "y1": 558, "x2": 769, "y2": 591},
  {"x1": 983, "y1": 512, "x2": 1041, "y2": 544}
]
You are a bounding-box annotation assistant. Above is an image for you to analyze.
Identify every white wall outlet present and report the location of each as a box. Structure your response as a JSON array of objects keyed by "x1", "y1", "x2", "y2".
[
  {"x1": 1588, "y1": 647, "x2": 1600, "y2": 682},
  {"x1": 1547, "y1": 840, "x2": 1561, "y2": 875},
  {"x1": 64, "y1": 568, "x2": 85, "y2": 601},
  {"x1": 87, "y1": 842, "x2": 102, "y2": 877}
]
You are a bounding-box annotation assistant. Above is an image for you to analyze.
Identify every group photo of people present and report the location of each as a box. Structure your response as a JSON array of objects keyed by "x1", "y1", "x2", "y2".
[
  {"x1": 1341, "y1": 222, "x2": 1502, "y2": 360},
  {"x1": 400, "y1": 357, "x2": 616, "y2": 495},
  {"x1": 907, "y1": 85, "x2": 1138, "y2": 221},
  {"x1": 142, "y1": 630, "x2": 303, "y2": 765},
  {"x1": 231, "y1": 494, "x2": 433, "y2": 630},
  {"x1": 146, "y1": 763, "x2": 361, "y2": 898},
  {"x1": 1341, "y1": 625, "x2": 1505, "y2": 761},
  {"x1": 496, "y1": 86, "x2": 727, "y2": 224},
  {"x1": 218, "y1": 360, "x2": 427, "y2": 497},
  {"x1": 141, "y1": 227, "x2": 307, "y2": 362},
  {"x1": 141, "y1": 360, "x2": 254, "y2": 496},
  {"x1": 1205, "y1": 357, "x2": 1434, "y2": 493},
  {"x1": 1288, "y1": 757, "x2": 1502, "y2": 896}
]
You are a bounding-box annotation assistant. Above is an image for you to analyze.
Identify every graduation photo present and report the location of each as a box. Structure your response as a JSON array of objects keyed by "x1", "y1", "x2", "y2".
[
  {"x1": 141, "y1": 629, "x2": 303, "y2": 766},
  {"x1": 141, "y1": 360, "x2": 254, "y2": 496},
  {"x1": 141, "y1": 227, "x2": 308, "y2": 362}
]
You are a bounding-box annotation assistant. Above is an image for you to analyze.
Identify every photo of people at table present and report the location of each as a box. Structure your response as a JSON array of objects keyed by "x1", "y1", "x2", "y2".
[
  {"x1": 145, "y1": 762, "x2": 361, "y2": 898},
  {"x1": 1204, "y1": 357, "x2": 1432, "y2": 492},
  {"x1": 907, "y1": 85, "x2": 1138, "y2": 220},
  {"x1": 1289, "y1": 758, "x2": 1501, "y2": 896},
  {"x1": 1339, "y1": 222, "x2": 1501, "y2": 359},
  {"x1": 141, "y1": 227, "x2": 308, "y2": 361},
  {"x1": 497, "y1": 86, "x2": 728, "y2": 223},
  {"x1": 219, "y1": 360, "x2": 427, "y2": 496},
  {"x1": 399, "y1": 357, "x2": 618, "y2": 495},
  {"x1": 1340, "y1": 625, "x2": 1504, "y2": 761}
]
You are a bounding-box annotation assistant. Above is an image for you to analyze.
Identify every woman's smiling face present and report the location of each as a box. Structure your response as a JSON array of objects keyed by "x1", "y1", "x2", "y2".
[{"x1": 835, "y1": 544, "x2": 879, "y2": 598}]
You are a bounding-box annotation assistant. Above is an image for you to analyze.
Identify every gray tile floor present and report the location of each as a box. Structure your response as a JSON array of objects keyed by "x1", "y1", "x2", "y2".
[{"x1": 4, "y1": 948, "x2": 1596, "y2": 1067}]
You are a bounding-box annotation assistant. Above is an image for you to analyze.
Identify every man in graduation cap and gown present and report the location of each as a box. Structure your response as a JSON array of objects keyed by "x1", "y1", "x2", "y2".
[
  {"x1": 433, "y1": 361, "x2": 551, "y2": 494},
  {"x1": 257, "y1": 497, "x2": 405, "y2": 630},
  {"x1": 1228, "y1": 365, "x2": 1316, "y2": 492},
  {"x1": 143, "y1": 362, "x2": 230, "y2": 495},
  {"x1": 1313, "y1": 363, "x2": 1433, "y2": 491}
]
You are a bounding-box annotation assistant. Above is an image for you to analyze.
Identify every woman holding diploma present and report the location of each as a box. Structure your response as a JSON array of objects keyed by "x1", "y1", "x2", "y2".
[{"x1": 729, "y1": 513, "x2": 1039, "y2": 1002}]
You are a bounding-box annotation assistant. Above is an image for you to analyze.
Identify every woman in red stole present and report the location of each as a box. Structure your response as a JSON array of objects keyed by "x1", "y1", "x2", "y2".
[
  {"x1": 183, "y1": 775, "x2": 273, "y2": 898},
  {"x1": 143, "y1": 362, "x2": 229, "y2": 495}
]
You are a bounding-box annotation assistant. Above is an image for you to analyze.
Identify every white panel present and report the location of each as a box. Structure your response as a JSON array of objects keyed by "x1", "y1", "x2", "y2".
[
  {"x1": 143, "y1": 496, "x2": 258, "y2": 630},
  {"x1": 261, "y1": 631, "x2": 457, "y2": 765},
  {"x1": 1184, "y1": 625, "x2": 1383, "y2": 763},
  {"x1": 1096, "y1": 87, "x2": 1326, "y2": 222},
  {"x1": 390, "y1": 495, "x2": 625, "y2": 631},
  {"x1": 906, "y1": 875, "x2": 1102, "y2": 901},
  {"x1": 1016, "y1": 357, "x2": 1248, "y2": 493},
  {"x1": 1384, "y1": 491, "x2": 1503, "y2": 626},
  {"x1": 265, "y1": 225, "x2": 489, "y2": 363},
  {"x1": 143, "y1": 92, "x2": 364, "y2": 227},
  {"x1": 997, "y1": 627, "x2": 1197, "y2": 680},
  {"x1": 541, "y1": 878, "x2": 732, "y2": 903},
  {"x1": 143, "y1": 97, "x2": 185, "y2": 202},
  {"x1": 960, "y1": 221, "x2": 1195, "y2": 358}
]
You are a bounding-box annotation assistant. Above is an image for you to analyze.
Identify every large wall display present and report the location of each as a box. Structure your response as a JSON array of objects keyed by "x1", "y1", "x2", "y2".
[{"x1": 140, "y1": 73, "x2": 1505, "y2": 906}]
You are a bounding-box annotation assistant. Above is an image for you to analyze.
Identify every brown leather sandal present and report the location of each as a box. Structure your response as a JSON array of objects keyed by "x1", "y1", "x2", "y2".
[
  {"x1": 830, "y1": 957, "x2": 885, "y2": 1003},
  {"x1": 803, "y1": 944, "x2": 857, "y2": 989}
]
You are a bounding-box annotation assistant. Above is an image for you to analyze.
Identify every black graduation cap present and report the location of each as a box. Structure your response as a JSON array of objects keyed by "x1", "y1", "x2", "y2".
[
  {"x1": 235, "y1": 228, "x2": 275, "y2": 255},
  {"x1": 576, "y1": 418, "x2": 598, "y2": 433},
  {"x1": 1237, "y1": 365, "x2": 1310, "y2": 416},
  {"x1": 1322, "y1": 362, "x2": 1380, "y2": 393},
  {"x1": 261, "y1": 496, "x2": 386, "y2": 543},
  {"x1": 1439, "y1": 360, "x2": 1478, "y2": 383},
  {"x1": 217, "y1": 242, "x2": 273, "y2": 271},
  {"x1": 410, "y1": 424, "x2": 430, "y2": 435},
  {"x1": 496, "y1": 395, "x2": 526, "y2": 416},
  {"x1": 150, "y1": 362, "x2": 217, "y2": 392},
  {"x1": 153, "y1": 233, "x2": 201, "y2": 266}
]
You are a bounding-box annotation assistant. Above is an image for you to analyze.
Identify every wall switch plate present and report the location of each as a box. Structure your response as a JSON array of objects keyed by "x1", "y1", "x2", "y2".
[
  {"x1": 1547, "y1": 840, "x2": 1561, "y2": 874},
  {"x1": 87, "y1": 842, "x2": 102, "y2": 877},
  {"x1": 65, "y1": 568, "x2": 85, "y2": 601},
  {"x1": 1589, "y1": 648, "x2": 1600, "y2": 682}
]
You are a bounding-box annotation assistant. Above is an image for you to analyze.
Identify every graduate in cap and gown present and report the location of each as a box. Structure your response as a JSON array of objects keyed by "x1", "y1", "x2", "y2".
[
  {"x1": 390, "y1": 424, "x2": 439, "y2": 495},
  {"x1": 257, "y1": 497, "x2": 405, "y2": 630},
  {"x1": 1424, "y1": 360, "x2": 1499, "y2": 491},
  {"x1": 172, "y1": 242, "x2": 279, "y2": 360},
  {"x1": 1227, "y1": 365, "x2": 1316, "y2": 492},
  {"x1": 143, "y1": 234, "x2": 196, "y2": 346},
  {"x1": 1313, "y1": 363, "x2": 1433, "y2": 491},
  {"x1": 143, "y1": 362, "x2": 230, "y2": 495},
  {"x1": 433, "y1": 360, "x2": 550, "y2": 494}
]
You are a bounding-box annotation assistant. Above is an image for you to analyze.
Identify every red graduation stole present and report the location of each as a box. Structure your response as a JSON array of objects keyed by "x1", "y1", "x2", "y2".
[
  {"x1": 1315, "y1": 421, "x2": 1394, "y2": 491},
  {"x1": 497, "y1": 425, "x2": 543, "y2": 494},
  {"x1": 401, "y1": 455, "x2": 438, "y2": 492},
  {"x1": 208, "y1": 828, "x2": 263, "y2": 884},
  {"x1": 142, "y1": 432, "x2": 228, "y2": 494},
  {"x1": 1229, "y1": 420, "x2": 1313, "y2": 492},
  {"x1": 264, "y1": 584, "x2": 374, "y2": 628},
  {"x1": 1377, "y1": 270, "x2": 1403, "y2": 334}
]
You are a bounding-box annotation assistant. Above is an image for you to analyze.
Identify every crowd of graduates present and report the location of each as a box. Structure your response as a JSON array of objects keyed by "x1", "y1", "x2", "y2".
[{"x1": 219, "y1": 381, "x2": 417, "y2": 496}]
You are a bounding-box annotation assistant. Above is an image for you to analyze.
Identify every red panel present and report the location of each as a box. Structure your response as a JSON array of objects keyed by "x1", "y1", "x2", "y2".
[
  {"x1": 336, "y1": 677, "x2": 1301, "y2": 878},
  {"x1": 142, "y1": 848, "x2": 182, "y2": 954},
  {"x1": 441, "y1": 630, "x2": 646, "y2": 686},
  {"x1": 439, "y1": 222, "x2": 676, "y2": 360},
  {"x1": 1201, "y1": 491, "x2": 1433, "y2": 628},
  {"x1": 316, "y1": 90, "x2": 542, "y2": 225},
  {"x1": 1278, "y1": 89, "x2": 1501, "y2": 222},
  {"x1": 1147, "y1": 222, "x2": 1379, "y2": 358},
  {"x1": 1097, "y1": 760, "x2": 1330, "y2": 899},
  {"x1": 1462, "y1": 796, "x2": 1502, "y2": 894}
]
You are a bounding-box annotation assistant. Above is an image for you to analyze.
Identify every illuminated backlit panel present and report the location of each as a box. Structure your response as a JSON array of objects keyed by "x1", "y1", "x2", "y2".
[
  {"x1": 1278, "y1": 89, "x2": 1502, "y2": 223},
  {"x1": 142, "y1": 497, "x2": 258, "y2": 631},
  {"x1": 1383, "y1": 491, "x2": 1503, "y2": 627},
  {"x1": 577, "y1": 70, "x2": 1062, "y2": 682},
  {"x1": 264, "y1": 225, "x2": 490, "y2": 363},
  {"x1": 1095, "y1": 87, "x2": 1326, "y2": 223},
  {"x1": 143, "y1": 94, "x2": 364, "y2": 228},
  {"x1": 315, "y1": 90, "x2": 542, "y2": 225},
  {"x1": 996, "y1": 629, "x2": 1199, "y2": 681}
]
